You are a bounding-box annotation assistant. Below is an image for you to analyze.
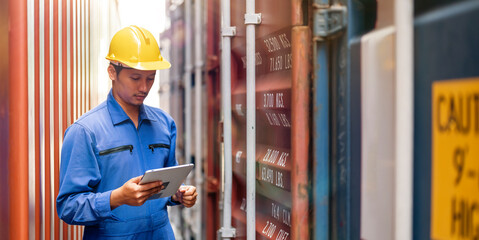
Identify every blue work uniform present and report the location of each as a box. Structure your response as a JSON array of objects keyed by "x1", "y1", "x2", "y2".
[{"x1": 57, "y1": 90, "x2": 179, "y2": 239}]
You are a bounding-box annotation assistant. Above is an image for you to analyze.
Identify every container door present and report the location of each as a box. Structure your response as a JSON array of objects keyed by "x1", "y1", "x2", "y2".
[
  {"x1": 413, "y1": 1, "x2": 479, "y2": 239},
  {"x1": 229, "y1": 0, "x2": 296, "y2": 238}
]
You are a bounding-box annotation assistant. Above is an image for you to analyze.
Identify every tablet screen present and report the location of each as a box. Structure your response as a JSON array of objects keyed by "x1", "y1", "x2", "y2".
[{"x1": 139, "y1": 163, "x2": 194, "y2": 199}]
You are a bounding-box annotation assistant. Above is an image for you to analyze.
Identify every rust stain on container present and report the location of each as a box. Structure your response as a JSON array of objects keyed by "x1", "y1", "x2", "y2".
[
  {"x1": 292, "y1": 0, "x2": 303, "y2": 26},
  {"x1": 291, "y1": 26, "x2": 311, "y2": 240}
]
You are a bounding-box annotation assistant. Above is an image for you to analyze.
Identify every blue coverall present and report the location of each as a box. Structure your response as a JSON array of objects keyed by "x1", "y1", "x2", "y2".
[{"x1": 57, "y1": 90, "x2": 179, "y2": 239}]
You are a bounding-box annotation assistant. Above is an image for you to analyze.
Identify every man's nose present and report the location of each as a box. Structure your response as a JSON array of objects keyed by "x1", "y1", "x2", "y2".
[{"x1": 138, "y1": 79, "x2": 148, "y2": 92}]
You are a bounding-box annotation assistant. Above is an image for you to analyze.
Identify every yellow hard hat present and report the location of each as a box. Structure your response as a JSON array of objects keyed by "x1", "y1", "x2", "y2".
[{"x1": 106, "y1": 25, "x2": 171, "y2": 70}]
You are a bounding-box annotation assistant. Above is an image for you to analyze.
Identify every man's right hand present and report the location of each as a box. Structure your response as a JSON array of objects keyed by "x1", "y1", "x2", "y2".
[{"x1": 110, "y1": 176, "x2": 164, "y2": 210}]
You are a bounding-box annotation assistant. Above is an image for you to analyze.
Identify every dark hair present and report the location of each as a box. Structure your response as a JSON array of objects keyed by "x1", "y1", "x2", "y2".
[{"x1": 110, "y1": 63, "x2": 124, "y2": 76}]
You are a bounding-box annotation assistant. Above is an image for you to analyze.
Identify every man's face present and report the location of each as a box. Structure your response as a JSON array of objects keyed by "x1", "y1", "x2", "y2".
[{"x1": 109, "y1": 65, "x2": 156, "y2": 108}]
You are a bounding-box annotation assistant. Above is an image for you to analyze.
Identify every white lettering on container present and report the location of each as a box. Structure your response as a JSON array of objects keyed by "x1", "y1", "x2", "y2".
[{"x1": 262, "y1": 221, "x2": 277, "y2": 238}]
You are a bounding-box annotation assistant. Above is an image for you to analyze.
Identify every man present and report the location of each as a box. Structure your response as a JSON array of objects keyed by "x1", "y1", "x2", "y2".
[{"x1": 56, "y1": 25, "x2": 197, "y2": 239}]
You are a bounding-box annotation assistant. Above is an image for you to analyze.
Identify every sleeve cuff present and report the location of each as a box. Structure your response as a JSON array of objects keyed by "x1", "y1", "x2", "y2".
[
  {"x1": 167, "y1": 196, "x2": 181, "y2": 206},
  {"x1": 95, "y1": 190, "x2": 120, "y2": 220}
]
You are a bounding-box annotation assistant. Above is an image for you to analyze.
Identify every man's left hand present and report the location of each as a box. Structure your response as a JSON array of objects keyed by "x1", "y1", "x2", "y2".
[{"x1": 172, "y1": 185, "x2": 197, "y2": 208}]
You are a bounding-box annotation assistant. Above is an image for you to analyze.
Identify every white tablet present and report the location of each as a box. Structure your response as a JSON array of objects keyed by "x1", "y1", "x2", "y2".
[{"x1": 139, "y1": 163, "x2": 194, "y2": 200}]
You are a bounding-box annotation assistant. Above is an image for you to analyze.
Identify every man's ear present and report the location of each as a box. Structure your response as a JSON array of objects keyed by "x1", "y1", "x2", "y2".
[{"x1": 107, "y1": 65, "x2": 116, "y2": 81}]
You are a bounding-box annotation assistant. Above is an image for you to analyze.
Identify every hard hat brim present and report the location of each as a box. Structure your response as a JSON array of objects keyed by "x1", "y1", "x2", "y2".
[{"x1": 106, "y1": 57, "x2": 171, "y2": 71}]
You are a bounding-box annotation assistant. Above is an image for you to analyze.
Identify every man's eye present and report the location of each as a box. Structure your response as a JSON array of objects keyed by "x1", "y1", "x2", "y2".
[
  {"x1": 147, "y1": 78, "x2": 155, "y2": 81},
  {"x1": 131, "y1": 77, "x2": 140, "y2": 81}
]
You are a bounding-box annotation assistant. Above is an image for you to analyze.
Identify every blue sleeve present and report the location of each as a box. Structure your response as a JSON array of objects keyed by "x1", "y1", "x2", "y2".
[
  {"x1": 166, "y1": 121, "x2": 181, "y2": 206},
  {"x1": 56, "y1": 123, "x2": 118, "y2": 225}
]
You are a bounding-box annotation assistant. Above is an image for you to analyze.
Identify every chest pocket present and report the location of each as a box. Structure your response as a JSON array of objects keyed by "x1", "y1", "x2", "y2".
[
  {"x1": 148, "y1": 143, "x2": 170, "y2": 152},
  {"x1": 99, "y1": 145, "x2": 133, "y2": 156},
  {"x1": 148, "y1": 143, "x2": 170, "y2": 168},
  {"x1": 97, "y1": 144, "x2": 137, "y2": 181}
]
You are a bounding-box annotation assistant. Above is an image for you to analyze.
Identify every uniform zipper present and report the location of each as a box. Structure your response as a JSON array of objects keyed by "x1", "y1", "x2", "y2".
[
  {"x1": 99, "y1": 145, "x2": 133, "y2": 156},
  {"x1": 148, "y1": 143, "x2": 170, "y2": 153}
]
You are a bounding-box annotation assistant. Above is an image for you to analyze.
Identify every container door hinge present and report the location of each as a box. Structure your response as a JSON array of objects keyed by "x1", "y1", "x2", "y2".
[
  {"x1": 222, "y1": 27, "x2": 237, "y2": 37},
  {"x1": 244, "y1": 13, "x2": 262, "y2": 25},
  {"x1": 313, "y1": 5, "x2": 347, "y2": 40},
  {"x1": 217, "y1": 227, "x2": 236, "y2": 239}
]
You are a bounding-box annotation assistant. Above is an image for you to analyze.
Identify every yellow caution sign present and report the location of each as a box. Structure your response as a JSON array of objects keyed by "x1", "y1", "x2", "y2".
[{"x1": 431, "y1": 78, "x2": 479, "y2": 239}]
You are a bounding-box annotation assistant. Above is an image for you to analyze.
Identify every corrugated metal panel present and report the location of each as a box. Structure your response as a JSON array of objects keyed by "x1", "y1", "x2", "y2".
[
  {"x1": 62, "y1": 1, "x2": 70, "y2": 238},
  {"x1": 47, "y1": 0, "x2": 54, "y2": 238},
  {"x1": 1, "y1": 0, "x2": 110, "y2": 238},
  {"x1": 205, "y1": 0, "x2": 221, "y2": 238},
  {"x1": 0, "y1": 0, "x2": 9, "y2": 235},
  {"x1": 8, "y1": 0, "x2": 29, "y2": 238},
  {"x1": 27, "y1": 0, "x2": 36, "y2": 239},
  {"x1": 53, "y1": 0, "x2": 61, "y2": 238},
  {"x1": 39, "y1": 2, "x2": 46, "y2": 240},
  {"x1": 34, "y1": 0, "x2": 41, "y2": 238}
]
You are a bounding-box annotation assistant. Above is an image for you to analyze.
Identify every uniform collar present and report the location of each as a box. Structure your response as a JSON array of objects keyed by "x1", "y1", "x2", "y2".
[{"x1": 107, "y1": 90, "x2": 155, "y2": 125}]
